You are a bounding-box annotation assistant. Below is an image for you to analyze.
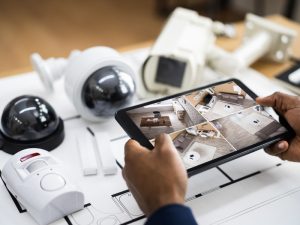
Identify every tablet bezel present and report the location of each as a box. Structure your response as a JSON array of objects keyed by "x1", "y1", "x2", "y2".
[{"x1": 115, "y1": 78, "x2": 294, "y2": 176}]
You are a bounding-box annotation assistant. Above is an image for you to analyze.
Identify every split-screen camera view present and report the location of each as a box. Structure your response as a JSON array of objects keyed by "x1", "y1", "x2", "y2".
[{"x1": 127, "y1": 81, "x2": 287, "y2": 169}]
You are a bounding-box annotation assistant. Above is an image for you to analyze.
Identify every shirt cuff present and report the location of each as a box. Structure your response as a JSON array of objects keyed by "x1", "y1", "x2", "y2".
[{"x1": 145, "y1": 204, "x2": 198, "y2": 225}]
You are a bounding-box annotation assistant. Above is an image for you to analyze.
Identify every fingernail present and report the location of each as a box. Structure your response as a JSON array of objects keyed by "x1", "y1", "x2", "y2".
[{"x1": 278, "y1": 142, "x2": 285, "y2": 149}]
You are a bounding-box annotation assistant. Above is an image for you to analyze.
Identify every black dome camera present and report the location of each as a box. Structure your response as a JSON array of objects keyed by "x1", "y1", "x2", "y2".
[{"x1": 0, "y1": 95, "x2": 64, "y2": 154}]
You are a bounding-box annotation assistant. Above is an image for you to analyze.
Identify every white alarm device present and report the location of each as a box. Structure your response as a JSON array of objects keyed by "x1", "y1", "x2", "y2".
[{"x1": 1, "y1": 148, "x2": 85, "y2": 225}]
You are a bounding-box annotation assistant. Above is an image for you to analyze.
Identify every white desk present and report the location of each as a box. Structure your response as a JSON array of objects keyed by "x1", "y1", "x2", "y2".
[{"x1": 0, "y1": 48, "x2": 299, "y2": 225}]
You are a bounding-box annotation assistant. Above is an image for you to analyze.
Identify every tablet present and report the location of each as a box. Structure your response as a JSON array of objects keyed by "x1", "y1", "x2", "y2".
[{"x1": 115, "y1": 79, "x2": 294, "y2": 176}]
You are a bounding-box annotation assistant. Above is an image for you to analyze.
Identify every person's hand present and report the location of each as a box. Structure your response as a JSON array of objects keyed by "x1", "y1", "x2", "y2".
[
  {"x1": 256, "y1": 92, "x2": 300, "y2": 161},
  {"x1": 122, "y1": 133, "x2": 187, "y2": 216}
]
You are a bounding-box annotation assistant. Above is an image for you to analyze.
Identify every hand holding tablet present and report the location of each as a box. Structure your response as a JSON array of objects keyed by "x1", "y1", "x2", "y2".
[
  {"x1": 122, "y1": 134, "x2": 187, "y2": 216},
  {"x1": 256, "y1": 92, "x2": 300, "y2": 161},
  {"x1": 116, "y1": 79, "x2": 294, "y2": 175}
]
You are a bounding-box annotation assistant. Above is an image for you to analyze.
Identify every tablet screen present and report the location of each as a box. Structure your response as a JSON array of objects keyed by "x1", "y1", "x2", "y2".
[{"x1": 125, "y1": 81, "x2": 287, "y2": 169}]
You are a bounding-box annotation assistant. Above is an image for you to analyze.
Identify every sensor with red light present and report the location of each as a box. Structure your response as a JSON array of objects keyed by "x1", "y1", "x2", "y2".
[{"x1": 2, "y1": 148, "x2": 84, "y2": 225}]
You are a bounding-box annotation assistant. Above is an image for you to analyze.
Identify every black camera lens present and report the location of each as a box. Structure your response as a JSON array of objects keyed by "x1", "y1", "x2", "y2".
[
  {"x1": 0, "y1": 95, "x2": 64, "y2": 154},
  {"x1": 82, "y1": 66, "x2": 135, "y2": 117},
  {"x1": 1, "y1": 96, "x2": 59, "y2": 141}
]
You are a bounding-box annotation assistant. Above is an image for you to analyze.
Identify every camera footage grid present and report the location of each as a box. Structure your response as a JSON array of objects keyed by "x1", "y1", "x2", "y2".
[{"x1": 127, "y1": 81, "x2": 287, "y2": 169}]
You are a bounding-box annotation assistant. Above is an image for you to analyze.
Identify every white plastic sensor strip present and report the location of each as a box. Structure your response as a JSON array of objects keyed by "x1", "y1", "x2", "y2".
[
  {"x1": 76, "y1": 130, "x2": 98, "y2": 176},
  {"x1": 94, "y1": 132, "x2": 118, "y2": 175}
]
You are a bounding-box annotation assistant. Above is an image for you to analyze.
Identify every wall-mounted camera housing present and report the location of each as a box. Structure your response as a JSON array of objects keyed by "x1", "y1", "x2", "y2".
[{"x1": 32, "y1": 47, "x2": 136, "y2": 121}]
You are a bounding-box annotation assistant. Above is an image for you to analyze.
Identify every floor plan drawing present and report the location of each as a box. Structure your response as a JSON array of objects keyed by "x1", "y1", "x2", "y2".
[
  {"x1": 1, "y1": 48, "x2": 300, "y2": 225},
  {"x1": 1, "y1": 168, "x2": 145, "y2": 225}
]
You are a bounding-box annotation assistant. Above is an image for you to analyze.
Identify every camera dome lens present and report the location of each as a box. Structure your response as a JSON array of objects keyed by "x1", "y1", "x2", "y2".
[
  {"x1": 1, "y1": 96, "x2": 59, "y2": 141},
  {"x1": 82, "y1": 66, "x2": 135, "y2": 117}
]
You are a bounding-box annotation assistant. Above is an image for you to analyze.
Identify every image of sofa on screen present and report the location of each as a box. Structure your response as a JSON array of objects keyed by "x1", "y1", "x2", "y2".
[{"x1": 127, "y1": 97, "x2": 206, "y2": 139}]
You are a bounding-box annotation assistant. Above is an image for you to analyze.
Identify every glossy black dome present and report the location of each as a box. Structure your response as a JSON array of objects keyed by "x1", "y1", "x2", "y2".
[
  {"x1": 82, "y1": 66, "x2": 135, "y2": 117},
  {"x1": 1, "y1": 95, "x2": 60, "y2": 141}
]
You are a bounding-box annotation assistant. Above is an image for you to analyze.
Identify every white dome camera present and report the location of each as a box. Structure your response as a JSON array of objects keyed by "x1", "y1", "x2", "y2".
[{"x1": 31, "y1": 47, "x2": 136, "y2": 121}]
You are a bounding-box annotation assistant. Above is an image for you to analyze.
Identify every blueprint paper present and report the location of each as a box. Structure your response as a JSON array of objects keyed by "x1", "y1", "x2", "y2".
[
  {"x1": 187, "y1": 162, "x2": 300, "y2": 225},
  {"x1": 0, "y1": 48, "x2": 299, "y2": 225}
]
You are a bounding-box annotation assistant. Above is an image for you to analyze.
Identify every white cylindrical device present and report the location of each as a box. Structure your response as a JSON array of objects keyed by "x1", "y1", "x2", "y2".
[{"x1": 233, "y1": 31, "x2": 272, "y2": 68}]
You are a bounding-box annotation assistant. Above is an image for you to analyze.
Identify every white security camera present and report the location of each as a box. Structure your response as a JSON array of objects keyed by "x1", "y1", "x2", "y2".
[
  {"x1": 142, "y1": 8, "x2": 215, "y2": 95},
  {"x1": 141, "y1": 7, "x2": 297, "y2": 96},
  {"x1": 31, "y1": 47, "x2": 136, "y2": 121}
]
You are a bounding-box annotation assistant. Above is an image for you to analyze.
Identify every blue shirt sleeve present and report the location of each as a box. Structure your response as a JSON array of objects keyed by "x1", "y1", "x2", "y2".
[{"x1": 145, "y1": 204, "x2": 198, "y2": 225}]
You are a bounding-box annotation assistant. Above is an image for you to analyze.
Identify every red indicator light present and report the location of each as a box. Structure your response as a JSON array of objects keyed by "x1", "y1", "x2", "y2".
[{"x1": 20, "y1": 152, "x2": 40, "y2": 162}]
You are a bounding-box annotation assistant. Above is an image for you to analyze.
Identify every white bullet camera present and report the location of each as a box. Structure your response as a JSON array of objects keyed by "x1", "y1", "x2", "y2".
[
  {"x1": 31, "y1": 47, "x2": 136, "y2": 121},
  {"x1": 141, "y1": 7, "x2": 297, "y2": 96},
  {"x1": 142, "y1": 7, "x2": 215, "y2": 95}
]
